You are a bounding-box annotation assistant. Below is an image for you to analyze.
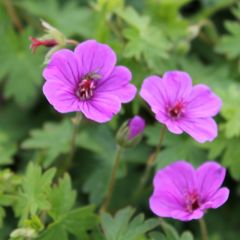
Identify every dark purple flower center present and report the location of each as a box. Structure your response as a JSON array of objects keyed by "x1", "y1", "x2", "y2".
[
  {"x1": 168, "y1": 102, "x2": 184, "y2": 119},
  {"x1": 185, "y1": 192, "x2": 200, "y2": 213},
  {"x1": 76, "y1": 73, "x2": 100, "y2": 100}
]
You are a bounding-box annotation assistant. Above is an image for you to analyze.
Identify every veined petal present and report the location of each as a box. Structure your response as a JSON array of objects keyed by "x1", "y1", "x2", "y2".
[
  {"x1": 171, "y1": 209, "x2": 204, "y2": 221},
  {"x1": 186, "y1": 84, "x2": 222, "y2": 118},
  {"x1": 164, "y1": 119, "x2": 184, "y2": 134},
  {"x1": 179, "y1": 117, "x2": 218, "y2": 143},
  {"x1": 149, "y1": 192, "x2": 185, "y2": 218},
  {"x1": 80, "y1": 93, "x2": 121, "y2": 123},
  {"x1": 43, "y1": 49, "x2": 79, "y2": 87},
  {"x1": 74, "y1": 40, "x2": 116, "y2": 79},
  {"x1": 207, "y1": 187, "x2": 229, "y2": 209},
  {"x1": 140, "y1": 76, "x2": 167, "y2": 114},
  {"x1": 161, "y1": 71, "x2": 192, "y2": 104},
  {"x1": 153, "y1": 161, "x2": 197, "y2": 203},
  {"x1": 96, "y1": 66, "x2": 137, "y2": 103},
  {"x1": 197, "y1": 162, "x2": 227, "y2": 201},
  {"x1": 43, "y1": 81, "x2": 79, "y2": 113}
]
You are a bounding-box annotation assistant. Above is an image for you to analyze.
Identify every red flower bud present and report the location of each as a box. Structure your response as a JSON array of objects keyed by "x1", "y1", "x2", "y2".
[{"x1": 29, "y1": 36, "x2": 58, "y2": 53}]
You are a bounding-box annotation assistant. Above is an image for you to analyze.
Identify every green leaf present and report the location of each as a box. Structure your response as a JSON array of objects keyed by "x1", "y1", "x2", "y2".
[
  {"x1": 156, "y1": 136, "x2": 206, "y2": 169},
  {"x1": 61, "y1": 206, "x2": 97, "y2": 236},
  {"x1": 48, "y1": 174, "x2": 76, "y2": 220},
  {"x1": 149, "y1": 231, "x2": 166, "y2": 240},
  {"x1": 203, "y1": 132, "x2": 240, "y2": 180},
  {"x1": 17, "y1": 0, "x2": 96, "y2": 38},
  {"x1": 38, "y1": 205, "x2": 97, "y2": 240},
  {"x1": 101, "y1": 207, "x2": 159, "y2": 240},
  {"x1": 180, "y1": 57, "x2": 231, "y2": 89},
  {"x1": 159, "y1": 220, "x2": 180, "y2": 240},
  {"x1": 83, "y1": 125, "x2": 116, "y2": 205},
  {"x1": 22, "y1": 119, "x2": 106, "y2": 167},
  {"x1": 116, "y1": 7, "x2": 170, "y2": 69},
  {"x1": 0, "y1": 165, "x2": 21, "y2": 231},
  {"x1": 22, "y1": 120, "x2": 73, "y2": 167},
  {"x1": 0, "y1": 27, "x2": 43, "y2": 107},
  {"x1": 218, "y1": 84, "x2": 240, "y2": 138},
  {"x1": 216, "y1": 4, "x2": 240, "y2": 59},
  {"x1": 37, "y1": 224, "x2": 68, "y2": 240},
  {"x1": 15, "y1": 163, "x2": 56, "y2": 223},
  {"x1": 216, "y1": 21, "x2": 240, "y2": 59},
  {"x1": 0, "y1": 132, "x2": 17, "y2": 165}
]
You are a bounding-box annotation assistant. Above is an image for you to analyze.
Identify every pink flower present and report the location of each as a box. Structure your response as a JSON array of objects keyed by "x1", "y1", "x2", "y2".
[
  {"x1": 140, "y1": 71, "x2": 222, "y2": 143},
  {"x1": 149, "y1": 161, "x2": 229, "y2": 221},
  {"x1": 42, "y1": 40, "x2": 137, "y2": 123},
  {"x1": 128, "y1": 116, "x2": 145, "y2": 140}
]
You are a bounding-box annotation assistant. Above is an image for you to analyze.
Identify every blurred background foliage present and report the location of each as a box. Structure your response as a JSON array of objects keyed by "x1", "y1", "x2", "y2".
[{"x1": 1, "y1": 0, "x2": 240, "y2": 239}]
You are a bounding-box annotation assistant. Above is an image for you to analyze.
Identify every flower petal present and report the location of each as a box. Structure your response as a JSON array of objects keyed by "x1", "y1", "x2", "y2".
[
  {"x1": 179, "y1": 117, "x2": 218, "y2": 143},
  {"x1": 43, "y1": 49, "x2": 79, "y2": 87},
  {"x1": 171, "y1": 209, "x2": 204, "y2": 221},
  {"x1": 149, "y1": 192, "x2": 185, "y2": 218},
  {"x1": 74, "y1": 40, "x2": 116, "y2": 79},
  {"x1": 153, "y1": 161, "x2": 197, "y2": 196},
  {"x1": 43, "y1": 81, "x2": 79, "y2": 113},
  {"x1": 163, "y1": 118, "x2": 183, "y2": 134},
  {"x1": 140, "y1": 75, "x2": 167, "y2": 114},
  {"x1": 96, "y1": 66, "x2": 137, "y2": 103},
  {"x1": 80, "y1": 93, "x2": 121, "y2": 123},
  {"x1": 186, "y1": 84, "x2": 222, "y2": 118},
  {"x1": 208, "y1": 187, "x2": 229, "y2": 209},
  {"x1": 161, "y1": 71, "x2": 192, "y2": 105},
  {"x1": 197, "y1": 161, "x2": 227, "y2": 201}
]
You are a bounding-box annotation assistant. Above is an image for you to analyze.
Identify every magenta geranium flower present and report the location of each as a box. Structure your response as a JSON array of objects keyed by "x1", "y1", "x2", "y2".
[
  {"x1": 150, "y1": 161, "x2": 229, "y2": 221},
  {"x1": 128, "y1": 115, "x2": 145, "y2": 140},
  {"x1": 43, "y1": 40, "x2": 137, "y2": 123},
  {"x1": 140, "y1": 71, "x2": 222, "y2": 143}
]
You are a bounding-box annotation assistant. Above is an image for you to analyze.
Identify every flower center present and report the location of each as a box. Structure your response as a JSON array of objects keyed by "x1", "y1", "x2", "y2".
[
  {"x1": 76, "y1": 73, "x2": 100, "y2": 100},
  {"x1": 168, "y1": 102, "x2": 184, "y2": 119},
  {"x1": 185, "y1": 192, "x2": 200, "y2": 213}
]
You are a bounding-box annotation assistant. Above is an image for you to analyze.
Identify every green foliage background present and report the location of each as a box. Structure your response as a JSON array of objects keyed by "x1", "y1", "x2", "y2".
[{"x1": 0, "y1": 0, "x2": 240, "y2": 239}]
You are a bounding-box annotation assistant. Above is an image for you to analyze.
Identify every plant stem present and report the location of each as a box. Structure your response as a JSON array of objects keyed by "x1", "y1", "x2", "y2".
[
  {"x1": 134, "y1": 126, "x2": 166, "y2": 197},
  {"x1": 3, "y1": 0, "x2": 23, "y2": 33},
  {"x1": 100, "y1": 145, "x2": 122, "y2": 212},
  {"x1": 66, "y1": 39, "x2": 79, "y2": 46},
  {"x1": 60, "y1": 112, "x2": 82, "y2": 174},
  {"x1": 199, "y1": 218, "x2": 208, "y2": 240}
]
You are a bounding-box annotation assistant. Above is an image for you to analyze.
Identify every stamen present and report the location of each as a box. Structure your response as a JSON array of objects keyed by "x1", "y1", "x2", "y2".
[
  {"x1": 185, "y1": 191, "x2": 200, "y2": 213},
  {"x1": 168, "y1": 102, "x2": 184, "y2": 119},
  {"x1": 76, "y1": 72, "x2": 99, "y2": 100}
]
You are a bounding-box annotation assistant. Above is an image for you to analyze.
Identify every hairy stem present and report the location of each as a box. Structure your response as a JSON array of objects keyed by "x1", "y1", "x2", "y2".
[
  {"x1": 100, "y1": 145, "x2": 122, "y2": 212},
  {"x1": 3, "y1": 0, "x2": 23, "y2": 33},
  {"x1": 66, "y1": 39, "x2": 79, "y2": 46},
  {"x1": 134, "y1": 126, "x2": 166, "y2": 198},
  {"x1": 199, "y1": 218, "x2": 208, "y2": 240}
]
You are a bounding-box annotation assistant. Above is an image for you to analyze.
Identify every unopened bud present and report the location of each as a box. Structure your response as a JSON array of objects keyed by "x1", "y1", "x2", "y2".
[
  {"x1": 116, "y1": 115, "x2": 145, "y2": 148},
  {"x1": 29, "y1": 36, "x2": 58, "y2": 53},
  {"x1": 29, "y1": 20, "x2": 66, "y2": 58}
]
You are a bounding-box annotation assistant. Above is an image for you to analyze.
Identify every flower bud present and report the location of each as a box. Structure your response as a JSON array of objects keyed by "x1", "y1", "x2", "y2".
[
  {"x1": 116, "y1": 116, "x2": 145, "y2": 148},
  {"x1": 29, "y1": 37, "x2": 58, "y2": 53},
  {"x1": 29, "y1": 20, "x2": 66, "y2": 57}
]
